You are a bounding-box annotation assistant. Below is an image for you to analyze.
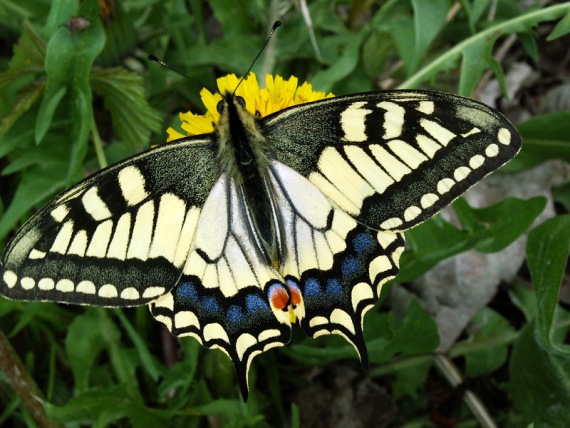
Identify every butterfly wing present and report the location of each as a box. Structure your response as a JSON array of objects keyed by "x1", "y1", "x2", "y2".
[
  {"x1": 0, "y1": 138, "x2": 219, "y2": 306},
  {"x1": 150, "y1": 174, "x2": 292, "y2": 400},
  {"x1": 264, "y1": 90, "x2": 522, "y2": 231},
  {"x1": 267, "y1": 161, "x2": 405, "y2": 365}
]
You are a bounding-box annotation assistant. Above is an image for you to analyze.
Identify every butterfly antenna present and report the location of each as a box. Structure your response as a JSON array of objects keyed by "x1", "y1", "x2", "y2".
[
  {"x1": 148, "y1": 54, "x2": 194, "y2": 81},
  {"x1": 233, "y1": 21, "x2": 281, "y2": 95}
]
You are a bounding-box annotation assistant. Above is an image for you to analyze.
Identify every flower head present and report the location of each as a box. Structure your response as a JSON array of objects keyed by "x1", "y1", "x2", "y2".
[{"x1": 167, "y1": 73, "x2": 334, "y2": 141}]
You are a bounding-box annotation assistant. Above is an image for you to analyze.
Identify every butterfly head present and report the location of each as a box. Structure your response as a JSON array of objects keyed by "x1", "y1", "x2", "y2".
[{"x1": 215, "y1": 92, "x2": 271, "y2": 180}]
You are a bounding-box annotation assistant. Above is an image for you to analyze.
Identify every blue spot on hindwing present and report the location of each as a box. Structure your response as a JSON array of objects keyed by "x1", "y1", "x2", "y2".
[
  {"x1": 177, "y1": 281, "x2": 198, "y2": 301},
  {"x1": 304, "y1": 278, "x2": 321, "y2": 296},
  {"x1": 326, "y1": 278, "x2": 342, "y2": 296},
  {"x1": 202, "y1": 296, "x2": 220, "y2": 313},
  {"x1": 286, "y1": 278, "x2": 300, "y2": 293},
  {"x1": 227, "y1": 305, "x2": 244, "y2": 323},
  {"x1": 342, "y1": 255, "x2": 361, "y2": 277},
  {"x1": 246, "y1": 294, "x2": 269, "y2": 313},
  {"x1": 353, "y1": 232, "x2": 374, "y2": 253}
]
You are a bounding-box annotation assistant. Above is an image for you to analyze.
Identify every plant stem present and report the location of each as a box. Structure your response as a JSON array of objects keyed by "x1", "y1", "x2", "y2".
[
  {"x1": 0, "y1": 330, "x2": 61, "y2": 428},
  {"x1": 91, "y1": 116, "x2": 107, "y2": 169},
  {"x1": 398, "y1": 3, "x2": 570, "y2": 89}
]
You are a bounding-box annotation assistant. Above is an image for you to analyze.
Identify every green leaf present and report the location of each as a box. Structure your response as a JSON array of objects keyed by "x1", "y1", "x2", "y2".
[
  {"x1": 36, "y1": 5, "x2": 106, "y2": 180},
  {"x1": 113, "y1": 309, "x2": 162, "y2": 382},
  {"x1": 399, "y1": 3, "x2": 570, "y2": 89},
  {"x1": 399, "y1": 197, "x2": 543, "y2": 282},
  {"x1": 457, "y1": 196, "x2": 546, "y2": 253},
  {"x1": 510, "y1": 215, "x2": 570, "y2": 426},
  {"x1": 503, "y1": 112, "x2": 570, "y2": 172},
  {"x1": 310, "y1": 32, "x2": 366, "y2": 92},
  {"x1": 508, "y1": 281, "x2": 537, "y2": 323},
  {"x1": 0, "y1": 137, "x2": 69, "y2": 240},
  {"x1": 458, "y1": 38, "x2": 494, "y2": 96},
  {"x1": 547, "y1": 9, "x2": 570, "y2": 40},
  {"x1": 90, "y1": 68, "x2": 162, "y2": 151},
  {"x1": 410, "y1": 0, "x2": 449, "y2": 74},
  {"x1": 366, "y1": 299, "x2": 439, "y2": 363},
  {"x1": 462, "y1": 308, "x2": 516, "y2": 377},
  {"x1": 65, "y1": 309, "x2": 106, "y2": 393},
  {"x1": 45, "y1": 384, "x2": 169, "y2": 426},
  {"x1": 510, "y1": 321, "x2": 570, "y2": 427},
  {"x1": 526, "y1": 215, "x2": 570, "y2": 351}
]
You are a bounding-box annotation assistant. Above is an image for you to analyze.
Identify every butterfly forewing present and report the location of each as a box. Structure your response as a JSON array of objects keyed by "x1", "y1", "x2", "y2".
[
  {"x1": 264, "y1": 90, "x2": 521, "y2": 231},
  {"x1": 1, "y1": 138, "x2": 218, "y2": 305}
]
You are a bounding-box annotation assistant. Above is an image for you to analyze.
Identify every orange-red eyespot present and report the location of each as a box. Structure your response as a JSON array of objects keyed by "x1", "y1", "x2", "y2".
[
  {"x1": 286, "y1": 279, "x2": 302, "y2": 306},
  {"x1": 268, "y1": 284, "x2": 290, "y2": 311}
]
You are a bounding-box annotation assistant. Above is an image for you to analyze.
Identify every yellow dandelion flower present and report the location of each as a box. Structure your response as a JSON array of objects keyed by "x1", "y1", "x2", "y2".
[{"x1": 167, "y1": 73, "x2": 334, "y2": 141}]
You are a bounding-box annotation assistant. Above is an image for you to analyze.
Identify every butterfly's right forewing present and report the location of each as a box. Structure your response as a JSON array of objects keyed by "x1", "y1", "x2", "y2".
[{"x1": 264, "y1": 90, "x2": 521, "y2": 232}]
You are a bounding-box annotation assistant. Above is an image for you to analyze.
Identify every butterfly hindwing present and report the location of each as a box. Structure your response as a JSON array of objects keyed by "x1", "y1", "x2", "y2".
[
  {"x1": 150, "y1": 174, "x2": 292, "y2": 399},
  {"x1": 268, "y1": 161, "x2": 405, "y2": 364},
  {"x1": 264, "y1": 90, "x2": 521, "y2": 231},
  {"x1": 1, "y1": 138, "x2": 218, "y2": 306}
]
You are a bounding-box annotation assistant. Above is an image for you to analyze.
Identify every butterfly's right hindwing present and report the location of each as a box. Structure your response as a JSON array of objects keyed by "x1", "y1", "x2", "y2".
[{"x1": 0, "y1": 138, "x2": 218, "y2": 306}]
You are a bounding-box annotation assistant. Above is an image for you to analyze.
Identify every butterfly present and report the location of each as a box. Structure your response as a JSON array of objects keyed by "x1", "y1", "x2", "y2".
[{"x1": 0, "y1": 85, "x2": 521, "y2": 400}]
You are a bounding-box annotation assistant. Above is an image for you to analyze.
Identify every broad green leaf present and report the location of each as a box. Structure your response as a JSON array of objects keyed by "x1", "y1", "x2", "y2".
[
  {"x1": 208, "y1": 0, "x2": 258, "y2": 38},
  {"x1": 0, "y1": 147, "x2": 69, "y2": 240},
  {"x1": 411, "y1": 0, "x2": 449, "y2": 74},
  {"x1": 462, "y1": 307, "x2": 515, "y2": 377},
  {"x1": 45, "y1": 384, "x2": 170, "y2": 426},
  {"x1": 510, "y1": 321, "x2": 570, "y2": 427},
  {"x1": 65, "y1": 309, "x2": 105, "y2": 393},
  {"x1": 503, "y1": 112, "x2": 570, "y2": 172},
  {"x1": 195, "y1": 399, "x2": 264, "y2": 428},
  {"x1": 36, "y1": 2, "x2": 105, "y2": 182},
  {"x1": 399, "y1": 197, "x2": 544, "y2": 282},
  {"x1": 112, "y1": 309, "x2": 162, "y2": 382},
  {"x1": 43, "y1": 0, "x2": 79, "y2": 39},
  {"x1": 366, "y1": 299, "x2": 439, "y2": 363},
  {"x1": 456, "y1": 196, "x2": 546, "y2": 253},
  {"x1": 0, "y1": 79, "x2": 45, "y2": 141},
  {"x1": 459, "y1": 38, "x2": 494, "y2": 96},
  {"x1": 526, "y1": 215, "x2": 570, "y2": 350},
  {"x1": 90, "y1": 68, "x2": 162, "y2": 151},
  {"x1": 508, "y1": 281, "x2": 537, "y2": 322},
  {"x1": 388, "y1": 15, "x2": 416, "y2": 77},
  {"x1": 310, "y1": 32, "x2": 366, "y2": 92},
  {"x1": 95, "y1": 308, "x2": 141, "y2": 401}
]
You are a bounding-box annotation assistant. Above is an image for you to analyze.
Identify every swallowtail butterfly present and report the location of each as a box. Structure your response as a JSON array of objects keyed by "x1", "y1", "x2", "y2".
[{"x1": 0, "y1": 83, "x2": 521, "y2": 399}]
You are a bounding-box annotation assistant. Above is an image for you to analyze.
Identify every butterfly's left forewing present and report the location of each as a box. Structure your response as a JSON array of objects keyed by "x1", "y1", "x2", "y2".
[
  {"x1": 0, "y1": 138, "x2": 219, "y2": 306},
  {"x1": 264, "y1": 90, "x2": 522, "y2": 231}
]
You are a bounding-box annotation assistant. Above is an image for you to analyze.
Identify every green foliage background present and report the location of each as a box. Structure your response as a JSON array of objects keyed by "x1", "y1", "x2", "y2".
[{"x1": 0, "y1": 0, "x2": 569, "y2": 426}]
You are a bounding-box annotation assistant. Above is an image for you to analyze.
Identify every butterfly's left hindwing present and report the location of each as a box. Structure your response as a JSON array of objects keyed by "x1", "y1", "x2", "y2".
[
  {"x1": 151, "y1": 173, "x2": 293, "y2": 400},
  {"x1": 1, "y1": 138, "x2": 218, "y2": 306},
  {"x1": 264, "y1": 90, "x2": 522, "y2": 231}
]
